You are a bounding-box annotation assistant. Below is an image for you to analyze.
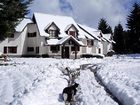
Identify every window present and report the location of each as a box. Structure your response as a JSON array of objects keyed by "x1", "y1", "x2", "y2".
[
  {"x1": 50, "y1": 45, "x2": 60, "y2": 53},
  {"x1": 49, "y1": 30, "x2": 58, "y2": 38},
  {"x1": 4, "y1": 47, "x2": 7, "y2": 53},
  {"x1": 71, "y1": 46, "x2": 80, "y2": 51},
  {"x1": 4, "y1": 47, "x2": 17, "y2": 53},
  {"x1": 98, "y1": 48, "x2": 101, "y2": 54},
  {"x1": 87, "y1": 39, "x2": 94, "y2": 46},
  {"x1": 69, "y1": 31, "x2": 76, "y2": 37},
  {"x1": 27, "y1": 47, "x2": 34, "y2": 52},
  {"x1": 36, "y1": 47, "x2": 39, "y2": 54},
  {"x1": 27, "y1": 32, "x2": 37, "y2": 37},
  {"x1": 8, "y1": 47, "x2": 17, "y2": 53}
]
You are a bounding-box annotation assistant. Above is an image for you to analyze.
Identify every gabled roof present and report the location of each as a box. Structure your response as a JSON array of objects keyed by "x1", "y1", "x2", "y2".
[
  {"x1": 65, "y1": 24, "x2": 79, "y2": 32},
  {"x1": 44, "y1": 22, "x2": 60, "y2": 33},
  {"x1": 15, "y1": 18, "x2": 33, "y2": 32},
  {"x1": 33, "y1": 12, "x2": 81, "y2": 37},
  {"x1": 78, "y1": 24, "x2": 101, "y2": 41}
]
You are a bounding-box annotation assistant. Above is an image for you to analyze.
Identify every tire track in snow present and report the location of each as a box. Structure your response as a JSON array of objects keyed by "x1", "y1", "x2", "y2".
[{"x1": 82, "y1": 64, "x2": 123, "y2": 105}]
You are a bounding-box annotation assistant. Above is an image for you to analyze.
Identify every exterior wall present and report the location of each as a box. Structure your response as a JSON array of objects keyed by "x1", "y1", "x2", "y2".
[
  {"x1": 102, "y1": 41, "x2": 109, "y2": 55},
  {"x1": 0, "y1": 29, "x2": 26, "y2": 56},
  {"x1": 80, "y1": 39, "x2": 87, "y2": 53},
  {"x1": 102, "y1": 41, "x2": 113, "y2": 55},
  {"x1": 0, "y1": 22, "x2": 108, "y2": 58},
  {"x1": 23, "y1": 24, "x2": 40, "y2": 56},
  {"x1": 96, "y1": 41, "x2": 103, "y2": 55}
]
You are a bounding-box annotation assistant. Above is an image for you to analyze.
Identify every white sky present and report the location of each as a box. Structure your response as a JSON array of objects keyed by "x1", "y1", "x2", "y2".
[{"x1": 29, "y1": 0, "x2": 139, "y2": 30}]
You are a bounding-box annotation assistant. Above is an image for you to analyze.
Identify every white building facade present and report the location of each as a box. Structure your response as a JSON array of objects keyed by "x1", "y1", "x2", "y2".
[{"x1": 0, "y1": 13, "x2": 113, "y2": 59}]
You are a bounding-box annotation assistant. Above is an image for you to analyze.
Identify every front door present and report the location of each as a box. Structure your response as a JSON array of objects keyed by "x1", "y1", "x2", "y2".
[{"x1": 62, "y1": 46, "x2": 69, "y2": 58}]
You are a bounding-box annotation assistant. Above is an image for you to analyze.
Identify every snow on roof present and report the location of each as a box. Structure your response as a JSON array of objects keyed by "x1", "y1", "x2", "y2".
[
  {"x1": 33, "y1": 12, "x2": 81, "y2": 37},
  {"x1": 46, "y1": 36, "x2": 84, "y2": 46},
  {"x1": 0, "y1": 52, "x2": 3, "y2": 56},
  {"x1": 78, "y1": 24, "x2": 101, "y2": 41},
  {"x1": 15, "y1": 18, "x2": 33, "y2": 32},
  {"x1": 47, "y1": 39, "x2": 59, "y2": 45},
  {"x1": 103, "y1": 34, "x2": 111, "y2": 41},
  {"x1": 58, "y1": 36, "x2": 84, "y2": 46}
]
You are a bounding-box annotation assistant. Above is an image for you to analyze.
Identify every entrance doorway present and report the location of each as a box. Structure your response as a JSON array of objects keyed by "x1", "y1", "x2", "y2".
[{"x1": 62, "y1": 46, "x2": 69, "y2": 58}]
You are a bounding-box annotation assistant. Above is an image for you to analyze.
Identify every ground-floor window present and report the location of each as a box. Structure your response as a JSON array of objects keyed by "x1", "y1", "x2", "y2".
[
  {"x1": 27, "y1": 47, "x2": 34, "y2": 52},
  {"x1": 4, "y1": 46, "x2": 17, "y2": 53},
  {"x1": 4, "y1": 47, "x2": 7, "y2": 53},
  {"x1": 50, "y1": 45, "x2": 60, "y2": 53},
  {"x1": 36, "y1": 47, "x2": 39, "y2": 54},
  {"x1": 98, "y1": 48, "x2": 101, "y2": 54}
]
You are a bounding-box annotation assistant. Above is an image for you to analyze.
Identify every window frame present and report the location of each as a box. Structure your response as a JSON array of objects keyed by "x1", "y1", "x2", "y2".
[
  {"x1": 50, "y1": 45, "x2": 60, "y2": 53},
  {"x1": 49, "y1": 30, "x2": 58, "y2": 38},
  {"x1": 69, "y1": 31, "x2": 76, "y2": 37},
  {"x1": 27, "y1": 47, "x2": 34, "y2": 52},
  {"x1": 27, "y1": 32, "x2": 37, "y2": 37},
  {"x1": 87, "y1": 39, "x2": 94, "y2": 46}
]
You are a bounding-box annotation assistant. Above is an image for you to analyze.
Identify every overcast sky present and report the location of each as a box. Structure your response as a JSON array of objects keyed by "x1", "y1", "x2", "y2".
[{"x1": 29, "y1": 0, "x2": 139, "y2": 30}]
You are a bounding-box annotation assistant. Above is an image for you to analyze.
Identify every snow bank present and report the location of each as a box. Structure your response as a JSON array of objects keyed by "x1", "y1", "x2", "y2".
[{"x1": 97, "y1": 56, "x2": 140, "y2": 105}]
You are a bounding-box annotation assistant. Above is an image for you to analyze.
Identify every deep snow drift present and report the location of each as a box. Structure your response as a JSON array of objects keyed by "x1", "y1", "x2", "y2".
[{"x1": 0, "y1": 55, "x2": 140, "y2": 105}]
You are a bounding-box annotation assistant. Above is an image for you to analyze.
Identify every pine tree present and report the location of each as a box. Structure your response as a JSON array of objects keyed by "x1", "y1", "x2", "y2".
[
  {"x1": 126, "y1": 3, "x2": 140, "y2": 53},
  {"x1": 98, "y1": 18, "x2": 112, "y2": 34},
  {"x1": 113, "y1": 23, "x2": 125, "y2": 53},
  {"x1": 0, "y1": 0, "x2": 33, "y2": 40}
]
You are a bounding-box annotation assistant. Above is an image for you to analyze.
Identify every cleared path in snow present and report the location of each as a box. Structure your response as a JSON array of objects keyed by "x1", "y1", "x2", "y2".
[
  {"x1": 75, "y1": 64, "x2": 118, "y2": 105},
  {"x1": 82, "y1": 64, "x2": 123, "y2": 105}
]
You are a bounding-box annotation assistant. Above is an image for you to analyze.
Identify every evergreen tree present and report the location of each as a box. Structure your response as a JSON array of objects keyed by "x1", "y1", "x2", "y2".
[
  {"x1": 126, "y1": 3, "x2": 140, "y2": 53},
  {"x1": 113, "y1": 23, "x2": 125, "y2": 53},
  {"x1": 0, "y1": 0, "x2": 33, "y2": 40},
  {"x1": 98, "y1": 18, "x2": 112, "y2": 34}
]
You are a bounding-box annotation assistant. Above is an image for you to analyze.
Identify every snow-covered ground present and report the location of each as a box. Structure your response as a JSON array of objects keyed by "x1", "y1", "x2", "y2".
[
  {"x1": 97, "y1": 55, "x2": 140, "y2": 105},
  {"x1": 0, "y1": 55, "x2": 140, "y2": 105}
]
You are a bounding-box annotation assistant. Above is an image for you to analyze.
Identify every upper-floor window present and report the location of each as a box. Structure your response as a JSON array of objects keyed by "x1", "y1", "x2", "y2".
[
  {"x1": 65, "y1": 24, "x2": 78, "y2": 38},
  {"x1": 27, "y1": 32, "x2": 37, "y2": 37},
  {"x1": 49, "y1": 30, "x2": 58, "y2": 38},
  {"x1": 69, "y1": 31, "x2": 76, "y2": 37},
  {"x1": 87, "y1": 39, "x2": 94, "y2": 46}
]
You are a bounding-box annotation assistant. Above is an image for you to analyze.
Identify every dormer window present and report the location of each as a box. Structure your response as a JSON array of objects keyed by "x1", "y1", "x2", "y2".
[
  {"x1": 69, "y1": 31, "x2": 76, "y2": 37},
  {"x1": 65, "y1": 24, "x2": 79, "y2": 38},
  {"x1": 49, "y1": 30, "x2": 58, "y2": 38},
  {"x1": 44, "y1": 22, "x2": 60, "y2": 38}
]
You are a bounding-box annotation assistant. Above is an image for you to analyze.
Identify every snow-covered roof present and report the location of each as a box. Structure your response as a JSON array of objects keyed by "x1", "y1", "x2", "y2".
[
  {"x1": 58, "y1": 36, "x2": 84, "y2": 46},
  {"x1": 15, "y1": 18, "x2": 33, "y2": 32},
  {"x1": 46, "y1": 36, "x2": 84, "y2": 46},
  {"x1": 0, "y1": 52, "x2": 3, "y2": 56},
  {"x1": 33, "y1": 12, "x2": 81, "y2": 37},
  {"x1": 47, "y1": 39, "x2": 59, "y2": 45},
  {"x1": 78, "y1": 24, "x2": 101, "y2": 41},
  {"x1": 103, "y1": 34, "x2": 111, "y2": 42}
]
